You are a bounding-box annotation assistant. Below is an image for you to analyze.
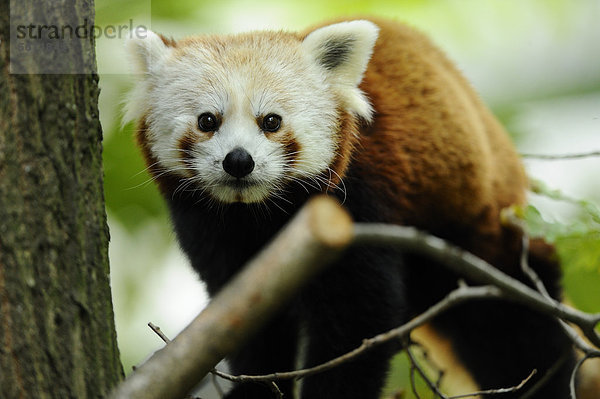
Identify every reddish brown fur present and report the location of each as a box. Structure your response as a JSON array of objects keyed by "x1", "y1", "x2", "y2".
[
  {"x1": 177, "y1": 131, "x2": 204, "y2": 178},
  {"x1": 265, "y1": 126, "x2": 302, "y2": 166},
  {"x1": 327, "y1": 111, "x2": 361, "y2": 188},
  {"x1": 282, "y1": 134, "x2": 301, "y2": 166},
  {"x1": 305, "y1": 18, "x2": 527, "y2": 266},
  {"x1": 158, "y1": 34, "x2": 178, "y2": 47},
  {"x1": 302, "y1": 19, "x2": 598, "y2": 397}
]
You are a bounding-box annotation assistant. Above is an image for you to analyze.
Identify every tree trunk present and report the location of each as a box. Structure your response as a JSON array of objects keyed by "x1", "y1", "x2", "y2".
[{"x1": 0, "y1": 1, "x2": 123, "y2": 398}]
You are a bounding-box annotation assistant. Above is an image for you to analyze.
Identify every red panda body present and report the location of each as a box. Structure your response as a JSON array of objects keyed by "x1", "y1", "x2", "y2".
[
  {"x1": 335, "y1": 18, "x2": 527, "y2": 262},
  {"x1": 126, "y1": 18, "x2": 579, "y2": 399}
]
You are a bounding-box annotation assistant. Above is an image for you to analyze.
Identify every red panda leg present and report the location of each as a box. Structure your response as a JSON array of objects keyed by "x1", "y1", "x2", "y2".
[{"x1": 298, "y1": 247, "x2": 406, "y2": 399}]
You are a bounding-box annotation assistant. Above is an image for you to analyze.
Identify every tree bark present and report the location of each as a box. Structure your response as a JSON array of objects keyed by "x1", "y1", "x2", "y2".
[{"x1": 0, "y1": 1, "x2": 123, "y2": 398}]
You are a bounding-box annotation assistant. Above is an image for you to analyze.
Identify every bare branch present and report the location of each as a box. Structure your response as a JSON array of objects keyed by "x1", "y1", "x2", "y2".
[
  {"x1": 520, "y1": 353, "x2": 570, "y2": 399},
  {"x1": 404, "y1": 340, "x2": 537, "y2": 399},
  {"x1": 110, "y1": 197, "x2": 354, "y2": 399},
  {"x1": 148, "y1": 323, "x2": 225, "y2": 399},
  {"x1": 408, "y1": 341, "x2": 445, "y2": 390},
  {"x1": 448, "y1": 370, "x2": 537, "y2": 399},
  {"x1": 504, "y1": 210, "x2": 600, "y2": 357},
  {"x1": 405, "y1": 343, "x2": 445, "y2": 399},
  {"x1": 268, "y1": 381, "x2": 283, "y2": 399},
  {"x1": 407, "y1": 357, "x2": 423, "y2": 399},
  {"x1": 353, "y1": 223, "x2": 600, "y2": 348},
  {"x1": 503, "y1": 206, "x2": 600, "y2": 399},
  {"x1": 148, "y1": 322, "x2": 171, "y2": 344},
  {"x1": 147, "y1": 324, "x2": 219, "y2": 399},
  {"x1": 570, "y1": 352, "x2": 600, "y2": 399},
  {"x1": 112, "y1": 198, "x2": 599, "y2": 399},
  {"x1": 520, "y1": 151, "x2": 600, "y2": 160},
  {"x1": 211, "y1": 285, "x2": 503, "y2": 385}
]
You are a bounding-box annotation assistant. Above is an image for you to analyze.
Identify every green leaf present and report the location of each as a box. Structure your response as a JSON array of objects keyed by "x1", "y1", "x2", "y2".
[
  {"x1": 522, "y1": 182, "x2": 600, "y2": 273},
  {"x1": 556, "y1": 232, "x2": 600, "y2": 273}
]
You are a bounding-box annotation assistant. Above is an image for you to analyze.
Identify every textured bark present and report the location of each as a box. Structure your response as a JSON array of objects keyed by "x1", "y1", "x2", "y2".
[{"x1": 0, "y1": 1, "x2": 123, "y2": 398}]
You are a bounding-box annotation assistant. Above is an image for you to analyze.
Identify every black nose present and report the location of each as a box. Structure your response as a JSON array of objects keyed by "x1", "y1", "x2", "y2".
[{"x1": 222, "y1": 147, "x2": 255, "y2": 178}]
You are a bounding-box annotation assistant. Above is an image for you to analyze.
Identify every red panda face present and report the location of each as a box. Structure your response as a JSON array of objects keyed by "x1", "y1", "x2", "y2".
[{"x1": 124, "y1": 22, "x2": 378, "y2": 204}]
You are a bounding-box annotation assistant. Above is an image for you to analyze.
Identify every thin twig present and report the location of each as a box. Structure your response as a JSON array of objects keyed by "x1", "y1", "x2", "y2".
[
  {"x1": 409, "y1": 341, "x2": 445, "y2": 390},
  {"x1": 404, "y1": 340, "x2": 537, "y2": 399},
  {"x1": 112, "y1": 199, "x2": 600, "y2": 399},
  {"x1": 148, "y1": 322, "x2": 171, "y2": 344},
  {"x1": 268, "y1": 381, "x2": 283, "y2": 399},
  {"x1": 570, "y1": 352, "x2": 600, "y2": 399},
  {"x1": 112, "y1": 197, "x2": 355, "y2": 399},
  {"x1": 147, "y1": 223, "x2": 600, "y2": 398},
  {"x1": 504, "y1": 209, "x2": 600, "y2": 399},
  {"x1": 521, "y1": 151, "x2": 600, "y2": 160},
  {"x1": 210, "y1": 370, "x2": 282, "y2": 399},
  {"x1": 504, "y1": 210, "x2": 600, "y2": 356},
  {"x1": 147, "y1": 323, "x2": 207, "y2": 399},
  {"x1": 520, "y1": 352, "x2": 569, "y2": 399},
  {"x1": 447, "y1": 370, "x2": 536, "y2": 399},
  {"x1": 405, "y1": 343, "x2": 445, "y2": 398},
  {"x1": 353, "y1": 223, "x2": 600, "y2": 348},
  {"x1": 407, "y1": 360, "x2": 422, "y2": 399},
  {"x1": 211, "y1": 285, "x2": 504, "y2": 384}
]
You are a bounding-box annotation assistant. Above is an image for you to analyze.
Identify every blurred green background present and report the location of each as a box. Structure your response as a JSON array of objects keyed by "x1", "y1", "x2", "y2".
[{"x1": 95, "y1": 0, "x2": 600, "y2": 397}]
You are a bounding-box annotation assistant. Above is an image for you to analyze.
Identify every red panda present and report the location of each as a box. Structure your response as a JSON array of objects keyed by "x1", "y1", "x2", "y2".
[{"x1": 125, "y1": 17, "x2": 582, "y2": 399}]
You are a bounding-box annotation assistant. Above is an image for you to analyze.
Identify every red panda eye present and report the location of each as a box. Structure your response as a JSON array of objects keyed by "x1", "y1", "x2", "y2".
[
  {"x1": 261, "y1": 114, "x2": 282, "y2": 133},
  {"x1": 198, "y1": 112, "x2": 219, "y2": 132}
]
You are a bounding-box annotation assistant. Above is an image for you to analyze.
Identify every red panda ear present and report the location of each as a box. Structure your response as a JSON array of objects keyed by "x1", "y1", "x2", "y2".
[
  {"x1": 302, "y1": 20, "x2": 379, "y2": 120},
  {"x1": 123, "y1": 29, "x2": 174, "y2": 126},
  {"x1": 126, "y1": 29, "x2": 173, "y2": 74},
  {"x1": 302, "y1": 20, "x2": 378, "y2": 86}
]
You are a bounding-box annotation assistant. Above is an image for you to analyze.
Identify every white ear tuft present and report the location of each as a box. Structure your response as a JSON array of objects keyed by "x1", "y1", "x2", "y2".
[
  {"x1": 302, "y1": 20, "x2": 379, "y2": 120},
  {"x1": 126, "y1": 29, "x2": 173, "y2": 74},
  {"x1": 123, "y1": 30, "x2": 174, "y2": 125},
  {"x1": 302, "y1": 20, "x2": 379, "y2": 86}
]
